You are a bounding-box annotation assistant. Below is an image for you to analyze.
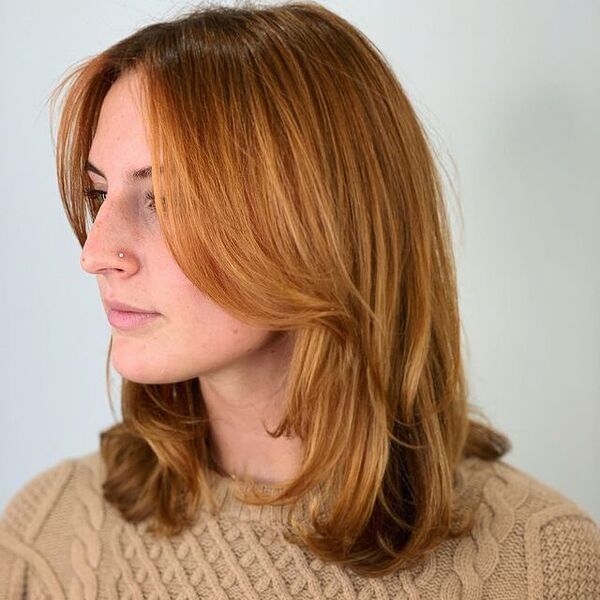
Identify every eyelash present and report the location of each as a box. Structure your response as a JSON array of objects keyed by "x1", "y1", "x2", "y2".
[{"x1": 82, "y1": 187, "x2": 157, "y2": 215}]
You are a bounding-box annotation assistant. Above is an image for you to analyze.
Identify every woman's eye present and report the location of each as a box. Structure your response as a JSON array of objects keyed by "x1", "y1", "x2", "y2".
[
  {"x1": 83, "y1": 187, "x2": 106, "y2": 220},
  {"x1": 83, "y1": 187, "x2": 107, "y2": 202},
  {"x1": 82, "y1": 187, "x2": 157, "y2": 219},
  {"x1": 144, "y1": 190, "x2": 157, "y2": 212}
]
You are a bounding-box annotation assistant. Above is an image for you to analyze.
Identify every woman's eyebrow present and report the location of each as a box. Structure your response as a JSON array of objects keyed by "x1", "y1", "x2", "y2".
[{"x1": 85, "y1": 160, "x2": 161, "y2": 182}]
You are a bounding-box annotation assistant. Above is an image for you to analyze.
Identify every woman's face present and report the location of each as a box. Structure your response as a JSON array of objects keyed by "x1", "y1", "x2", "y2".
[{"x1": 81, "y1": 71, "x2": 288, "y2": 385}]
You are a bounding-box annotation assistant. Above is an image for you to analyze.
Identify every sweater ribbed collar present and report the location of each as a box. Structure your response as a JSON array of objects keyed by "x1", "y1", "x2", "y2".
[{"x1": 203, "y1": 467, "x2": 320, "y2": 526}]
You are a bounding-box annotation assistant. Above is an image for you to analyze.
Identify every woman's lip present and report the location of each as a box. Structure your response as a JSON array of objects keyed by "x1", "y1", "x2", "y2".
[
  {"x1": 105, "y1": 298, "x2": 157, "y2": 313},
  {"x1": 108, "y1": 309, "x2": 161, "y2": 330}
]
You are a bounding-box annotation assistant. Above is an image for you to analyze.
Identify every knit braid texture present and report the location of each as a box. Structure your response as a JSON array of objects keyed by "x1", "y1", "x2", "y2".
[{"x1": 0, "y1": 450, "x2": 598, "y2": 599}]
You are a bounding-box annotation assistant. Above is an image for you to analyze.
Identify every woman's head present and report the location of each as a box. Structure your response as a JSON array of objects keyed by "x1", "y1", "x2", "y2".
[
  {"x1": 80, "y1": 70, "x2": 291, "y2": 387},
  {"x1": 49, "y1": 0, "x2": 510, "y2": 576}
]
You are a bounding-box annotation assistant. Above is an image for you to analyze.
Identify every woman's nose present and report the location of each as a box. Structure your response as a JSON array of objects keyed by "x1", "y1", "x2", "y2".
[
  {"x1": 79, "y1": 194, "x2": 139, "y2": 276},
  {"x1": 80, "y1": 244, "x2": 135, "y2": 275}
]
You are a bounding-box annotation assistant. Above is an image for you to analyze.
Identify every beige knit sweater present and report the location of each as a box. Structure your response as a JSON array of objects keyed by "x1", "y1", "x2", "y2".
[{"x1": 0, "y1": 450, "x2": 598, "y2": 599}]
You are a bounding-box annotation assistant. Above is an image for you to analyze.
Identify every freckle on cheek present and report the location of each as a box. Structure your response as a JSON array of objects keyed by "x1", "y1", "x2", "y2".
[{"x1": 232, "y1": 328, "x2": 239, "y2": 335}]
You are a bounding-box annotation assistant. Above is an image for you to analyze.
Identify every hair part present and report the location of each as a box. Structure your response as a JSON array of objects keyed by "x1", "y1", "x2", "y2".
[{"x1": 48, "y1": 0, "x2": 511, "y2": 577}]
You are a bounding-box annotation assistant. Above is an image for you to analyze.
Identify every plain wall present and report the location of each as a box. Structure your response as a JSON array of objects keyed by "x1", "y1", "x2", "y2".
[{"x1": 1, "y1": 0, "x2": 598, "y2": 520}]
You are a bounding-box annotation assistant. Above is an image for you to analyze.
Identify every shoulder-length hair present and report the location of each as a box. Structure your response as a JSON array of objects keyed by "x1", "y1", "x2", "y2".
[{"x1": 48, "y1": 0, "x2": 510, "y2": 577}]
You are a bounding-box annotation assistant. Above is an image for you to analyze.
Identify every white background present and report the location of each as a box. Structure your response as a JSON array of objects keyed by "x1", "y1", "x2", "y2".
[{"x1": 1, "y1": 0, "x2": 598, "y2": 520}]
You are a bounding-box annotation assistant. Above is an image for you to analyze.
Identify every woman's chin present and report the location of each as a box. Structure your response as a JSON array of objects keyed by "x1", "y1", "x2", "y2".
[{"x1": 110, "y1": 352, "x2": 163, "y2": 384}]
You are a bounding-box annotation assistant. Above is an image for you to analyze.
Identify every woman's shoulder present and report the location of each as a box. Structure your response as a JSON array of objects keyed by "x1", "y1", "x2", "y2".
[
  {"x1": 0, "y1": 450, "x2": 104, "y2": 545},
  {"x1": 455, "y1": 453, "x2": 597, "y2": 521},
  {"x1": 0, "y1": 450, "x2": 107, "y2": 596},
  {"x1": 454, "y1": 454, "x2": 599, "y2": 549},
  {"x1": 447, "y1": 454, "x2": 600, "y2": 598}
]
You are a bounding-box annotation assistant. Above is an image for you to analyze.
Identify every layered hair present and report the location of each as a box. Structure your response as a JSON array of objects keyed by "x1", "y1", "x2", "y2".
[{"x1": 48, "y1": 0, "x2": 510, "y2": 577}]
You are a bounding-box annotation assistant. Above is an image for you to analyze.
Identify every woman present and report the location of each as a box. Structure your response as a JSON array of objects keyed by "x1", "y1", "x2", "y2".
[{"x1": 1, "y1": 1, "x2": 598, "y2": 597}]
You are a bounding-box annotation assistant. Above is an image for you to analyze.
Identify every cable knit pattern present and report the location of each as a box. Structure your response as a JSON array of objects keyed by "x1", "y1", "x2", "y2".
[
  {"x1": 538, "y1": 514, "x2": 600, "y2": 598},
  {"x1": 2, "y1": 459, "x2": 73, "y2": 544},
  {"x1": 68, "y1": 455, "x2": 105, "y2": 600},
  {"x1": 0, "y1": 451, "x2": 598, "y2": 599}
]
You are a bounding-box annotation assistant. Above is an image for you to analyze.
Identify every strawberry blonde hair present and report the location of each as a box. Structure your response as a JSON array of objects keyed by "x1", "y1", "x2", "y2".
[{"x1": 49, "y1": 0, "x2": 510, "y2": 577}]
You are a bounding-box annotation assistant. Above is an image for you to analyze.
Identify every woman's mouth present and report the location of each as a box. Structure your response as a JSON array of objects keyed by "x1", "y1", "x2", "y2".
[{"x1": 108, "y1": 309, "x2": 161, "y2": 330}]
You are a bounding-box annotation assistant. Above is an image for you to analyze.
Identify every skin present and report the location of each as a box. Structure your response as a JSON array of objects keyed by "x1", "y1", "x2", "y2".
[{"x1": 80, "y1": 71, "x2": 304, "y2": 484}]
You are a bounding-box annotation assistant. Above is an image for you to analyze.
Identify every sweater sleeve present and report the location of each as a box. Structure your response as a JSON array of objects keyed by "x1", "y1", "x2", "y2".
[
  {"x1": 0, "y1": 540, "x2": 27, "y2": 600},
  {"x1": 0, "y1": 458, "x2": 77, "y2": 599},
  {"x1": 525, "y1": 502, "x2": 600, "y2": 599}
]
